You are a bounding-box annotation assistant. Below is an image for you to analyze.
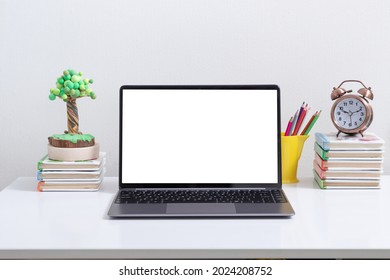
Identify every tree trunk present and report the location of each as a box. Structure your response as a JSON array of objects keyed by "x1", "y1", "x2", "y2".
[{"x1": 67, "y1": 98, "x2": 79, "y2": 134}]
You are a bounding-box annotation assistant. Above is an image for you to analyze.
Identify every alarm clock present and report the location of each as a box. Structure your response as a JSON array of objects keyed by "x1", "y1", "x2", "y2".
[{"x1": 330, "y1": 80, "x2": 374, "y2": 137}]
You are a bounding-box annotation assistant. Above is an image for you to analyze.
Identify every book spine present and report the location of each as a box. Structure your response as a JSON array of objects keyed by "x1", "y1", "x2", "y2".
[
  {"x1": 37, "y1": 181, "x2": 44, "y2": 192},
  {"x1": 37, "y1": 171, "x2": 42, "y2": 181},
  {"x1": 313, "y1": 170, "x2": 326, "y2": 189},
  {"x1": 313, "y1": 154, "x2": 329, "y2": 170},
  {"x1": 37, "y1": 155, "x2": 47, "y2": 171},
  {"x1": 314, "y1": 143, "x2": 328, "y2": 160},
  {"x1": 315, "y1": 132, "x2": 329, "y2": 150},
  {"x1": 313, "y1": 163, "x2": 326, "y2": 179},
  {"x1": 313, "y1": 160, "x2": 322, "y2": 171}
]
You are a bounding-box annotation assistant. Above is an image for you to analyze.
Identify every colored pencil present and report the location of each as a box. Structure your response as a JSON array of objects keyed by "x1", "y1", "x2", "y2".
[
  {"x1": 300, "y1": 112, "x2": 316, "y2": 135},
  {"x1": 298, "y1": 105, "x2": 311, "y2": 134},
  {"x1": 285, "y1": 102, "x2": 319, "y2": 136},
  {"x1": 303, "y1": 110, "x2": 321, "y2": 135},
  {"x1": 292, "y1": 105, "x2": 309, "y2": 135},
  {"x1": 289, "y1": 110, "x2": 299, "y2": 136},
  {"x1": 285, "y1": 116, "x2": 293, "y2": 136},
  {"x1": 297, "y1": 102, "x2": 305, "y2": 122}
]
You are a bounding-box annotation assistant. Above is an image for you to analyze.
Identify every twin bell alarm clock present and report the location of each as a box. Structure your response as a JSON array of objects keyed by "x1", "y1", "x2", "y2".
[{"x1": 330, "y1": 80, "x2": 374, "y2": 137}]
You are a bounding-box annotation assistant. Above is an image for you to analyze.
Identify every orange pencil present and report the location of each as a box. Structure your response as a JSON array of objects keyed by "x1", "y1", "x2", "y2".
[{"x1": 304, "y1": 110, "x2": 321, "y2": 135}]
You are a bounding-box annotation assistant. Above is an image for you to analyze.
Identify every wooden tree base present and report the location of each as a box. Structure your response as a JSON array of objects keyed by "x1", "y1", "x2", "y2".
[
  {"x1": 48, "y1": 137, "x2": 95, "y2": 148},
  {"x1": 48, "y1": 143, "x2": 100, "y2": 161}
]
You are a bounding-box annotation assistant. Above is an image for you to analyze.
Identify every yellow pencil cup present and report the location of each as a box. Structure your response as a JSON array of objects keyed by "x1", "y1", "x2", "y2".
[{"x1": 281, "y1": 132, "x2": 309, "y2": 184}]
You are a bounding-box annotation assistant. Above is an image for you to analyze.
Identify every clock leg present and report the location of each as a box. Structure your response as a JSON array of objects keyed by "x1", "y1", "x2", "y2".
[
  {"x1": 359, "y1": 131, "x2": 364, "y2": 137},
  {"x1": 336, "y1": 130, "x2": 341, "y2": 137}
]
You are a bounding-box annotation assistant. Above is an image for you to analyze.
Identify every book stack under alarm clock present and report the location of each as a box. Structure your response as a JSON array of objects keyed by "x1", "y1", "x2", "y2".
[
  {"x1": 313, "y1": 132, "x2": 385, "y2": 189},
  {"x1": 36, "y1": 152, "x2": 106, "y2": 192}
]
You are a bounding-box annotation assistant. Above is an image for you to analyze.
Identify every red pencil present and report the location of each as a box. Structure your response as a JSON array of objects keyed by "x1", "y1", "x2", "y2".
[
  {"x1": 285, "y1": 116, "x2": 293, "y2": 136},
  {"x1": 292, "y1": 106, "x2": 308, "y2": 135},
  {"x1": 297, "y1": 102, "x2": 305, "y2": 120}
]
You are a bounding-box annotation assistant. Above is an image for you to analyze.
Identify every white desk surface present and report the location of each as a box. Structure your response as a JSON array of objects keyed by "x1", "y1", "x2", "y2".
[{"x1": 0, "y1": 177, "x2": 389, "y2": 259}]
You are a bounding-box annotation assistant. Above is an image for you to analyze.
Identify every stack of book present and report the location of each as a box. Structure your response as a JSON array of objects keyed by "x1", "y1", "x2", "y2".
[
  {"x1": 313, "y1": 132, "x2": 385, "y2": 189},
  {"x1": 37, "y1": 152, "x2": 106, "y2": 192}
]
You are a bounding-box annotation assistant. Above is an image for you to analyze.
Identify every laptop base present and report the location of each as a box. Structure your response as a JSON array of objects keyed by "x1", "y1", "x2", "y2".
[{"x1": 108, "y1": 191, "x2": 295, "y2": 218}]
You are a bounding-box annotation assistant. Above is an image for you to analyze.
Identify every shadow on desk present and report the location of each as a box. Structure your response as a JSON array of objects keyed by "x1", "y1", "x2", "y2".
[{"x1": 283, "y1": 177, "x2": 319, "y2": 190}]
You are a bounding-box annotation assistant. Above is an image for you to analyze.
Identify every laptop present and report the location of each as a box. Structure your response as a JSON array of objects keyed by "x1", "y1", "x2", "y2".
[{"x1": 108, "y1": 85, "x2": 295, "y2": 217}]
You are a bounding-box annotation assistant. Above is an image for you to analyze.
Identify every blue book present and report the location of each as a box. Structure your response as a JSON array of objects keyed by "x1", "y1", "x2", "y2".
[{"x1": 315, "y1": 132, "x2": 384, "y2": 151}]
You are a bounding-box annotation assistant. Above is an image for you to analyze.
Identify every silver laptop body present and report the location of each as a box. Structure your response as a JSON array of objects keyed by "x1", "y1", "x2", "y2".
[{"x1": 108, "y1": 85, "x2": 295, "y2": 217}]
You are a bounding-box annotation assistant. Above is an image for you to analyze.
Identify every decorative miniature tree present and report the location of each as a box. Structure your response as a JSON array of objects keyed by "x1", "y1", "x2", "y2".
[{"x1": 47, "y1": 69, "x2": 99, "y2": 160}]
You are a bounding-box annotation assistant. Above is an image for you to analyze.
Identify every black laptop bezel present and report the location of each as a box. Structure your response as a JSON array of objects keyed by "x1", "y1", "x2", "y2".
[{"x1": 119, "y1": 85, "x2": 282, "y2": 189}]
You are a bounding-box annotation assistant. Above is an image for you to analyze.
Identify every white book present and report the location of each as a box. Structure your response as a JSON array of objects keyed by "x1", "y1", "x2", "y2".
[
  {"x1": 315, "y1": 132, "x2": 385, "y2": 151},
  {"x1": 37, "y1": 179, "x2": 103, "y2": 192},
  {"x1": 37, "y1": 152, "x2": 106, "y2": 171}
]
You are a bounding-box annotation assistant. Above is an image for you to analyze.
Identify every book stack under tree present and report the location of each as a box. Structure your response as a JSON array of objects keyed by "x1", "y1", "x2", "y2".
[
  {"x1": 313, "y1": 132, "x2": 385, "y2": 189},
  {"x1": 37, "y1": 152, "x2": 106, "y2": 192}
]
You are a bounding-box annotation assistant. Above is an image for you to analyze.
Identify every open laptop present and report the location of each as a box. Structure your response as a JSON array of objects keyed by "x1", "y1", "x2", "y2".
[{"x1": 108, "y1": 85, "x2": 295, "y2": 217}]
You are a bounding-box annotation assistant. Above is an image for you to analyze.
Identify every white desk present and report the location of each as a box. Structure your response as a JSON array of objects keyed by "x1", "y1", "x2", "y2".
[{"x1": 0, "y1": 177, "x2": 389, "y2": 259}]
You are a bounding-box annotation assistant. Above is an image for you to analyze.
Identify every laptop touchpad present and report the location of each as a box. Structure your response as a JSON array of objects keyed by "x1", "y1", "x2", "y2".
[
  {"x1": 119, "y1": 204, "x2": 167, "y2": 214},
  {"x1": 167, "y1": 203, "x2": 236, "y2": 214}
]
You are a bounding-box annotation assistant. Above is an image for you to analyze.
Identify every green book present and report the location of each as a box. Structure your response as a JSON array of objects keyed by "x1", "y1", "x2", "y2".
[
  {"x1": 313, "y1": 170, "x2": 380, "y2": 189},
  {"x1": 314, "y1": 143, "x2": 384, "y2": 161},
  {"x1": 37, "y1": 152, "x2": 106, "y2": 171}
]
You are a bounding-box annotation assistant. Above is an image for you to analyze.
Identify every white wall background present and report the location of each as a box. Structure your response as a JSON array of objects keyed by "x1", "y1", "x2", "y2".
[{"x1": 1, "y1": 0, "x2": 390, "y2": 189}]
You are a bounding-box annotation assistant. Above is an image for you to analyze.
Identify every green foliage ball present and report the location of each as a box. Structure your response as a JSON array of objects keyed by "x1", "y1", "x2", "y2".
[{"x1": 49, "y1": 69, "x2": 96, "y2": 101}]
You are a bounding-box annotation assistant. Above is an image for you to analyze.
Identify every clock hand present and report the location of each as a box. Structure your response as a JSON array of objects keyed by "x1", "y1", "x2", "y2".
[{"x1": 352, "y1": 108, "x2": 362, "y2": 114}]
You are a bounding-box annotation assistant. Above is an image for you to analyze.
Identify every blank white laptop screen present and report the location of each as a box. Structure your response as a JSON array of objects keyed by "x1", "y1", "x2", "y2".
[{"x1": 121, "y1": 89, "x2": 279, "y2": 184}]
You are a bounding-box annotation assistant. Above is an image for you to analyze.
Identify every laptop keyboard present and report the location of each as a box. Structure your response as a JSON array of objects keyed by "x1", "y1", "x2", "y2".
[{"x1": 115, "y1": 189, "x2": 288, "y2": 204}]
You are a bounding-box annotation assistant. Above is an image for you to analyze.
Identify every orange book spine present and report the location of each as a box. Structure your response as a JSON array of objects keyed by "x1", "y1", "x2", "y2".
[
  {"x1": 313, "y1": 162, "x2": 326, "y2": 178},
  {"x1": 314, "y1": 153, "x2": 329, "y2": 170},
  {"x1": 37, "y1": 181, "x2": 44, "y2": 192}
]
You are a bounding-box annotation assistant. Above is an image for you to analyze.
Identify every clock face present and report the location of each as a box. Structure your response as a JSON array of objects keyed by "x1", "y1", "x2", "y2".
[{"x1": 333, "y1": 97, "x2": 367, "y2": 130}]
